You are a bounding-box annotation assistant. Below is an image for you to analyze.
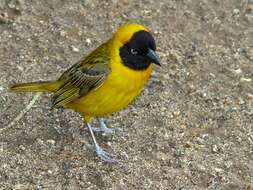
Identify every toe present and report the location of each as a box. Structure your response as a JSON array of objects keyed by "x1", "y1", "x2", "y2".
[
  {"x1": 91, "y1": 127, "x2": 102, "y2": 132},
  {"x1": 96, "y1": 147, "x2": 117, "y2": 163}
]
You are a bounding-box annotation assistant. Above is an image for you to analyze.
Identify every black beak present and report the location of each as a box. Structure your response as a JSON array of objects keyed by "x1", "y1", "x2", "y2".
[{"x1": 147, "y1": 49, "x2": 161, "y2": 66}]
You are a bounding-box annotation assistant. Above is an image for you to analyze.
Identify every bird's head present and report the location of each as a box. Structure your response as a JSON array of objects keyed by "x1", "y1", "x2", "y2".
[{"x1": 113, "y1": 23, "x2": 160, "y2": 70}]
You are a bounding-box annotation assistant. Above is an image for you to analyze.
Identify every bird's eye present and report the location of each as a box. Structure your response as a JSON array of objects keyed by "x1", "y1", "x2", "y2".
[{"x1": 130, "y1": 48, "x2": 138, "y2": 55}]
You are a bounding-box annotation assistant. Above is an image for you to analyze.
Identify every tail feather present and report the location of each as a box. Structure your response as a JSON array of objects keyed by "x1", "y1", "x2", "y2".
[{"x1": 10, "y1": 81, "x2": 61, "y2": 93}]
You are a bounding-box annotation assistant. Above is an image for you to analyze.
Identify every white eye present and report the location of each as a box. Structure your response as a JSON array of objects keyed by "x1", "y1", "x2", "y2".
[{"x1": 131, "y1": 48, "x2": 138, "y2": 55}]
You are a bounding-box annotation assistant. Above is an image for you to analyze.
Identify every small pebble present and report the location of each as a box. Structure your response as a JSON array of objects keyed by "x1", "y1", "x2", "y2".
[
  {"x1": 168, "y1": 113, "x2": 174, "y2": 119},
  {"x1": 240, "y1": 77, "x2": 252, "y2": 82},
  {"x1": 210, "y1": 73, "x2": 216, "y2": 78},
  {"x1": 0, "y1": 12, "x2": 9, "y2": 23},
  {"x1": 233, "y1": 68, "x2": 242, "y2": 74},
  {"x1": 247, "y1": 47, "x2": 253, "y2": 60},
  {"x1": 19, "y1": 145, "x2": 26, "y2": 151},
  {"x1": 60, "y1": 30, "x2": 66, "y2": 37},
  {"x1": 247, "y1": 93, "x2": 253, "y2": 97},
  {"x1": 233, "y1": 9, "x2": 240, "y2": 16},
  {"x1": 213, "y1": 17, "x2": 221, "y2": 25},
  {"x1": 46, "y1": 139, "x2": 55, "y2": 145},
  {"x1": 214, "y1": 167, "x2": 223, "y2": 173},
  {"x1": 173, "y1": 110, "x2": 181, "y2": 116},
  {"x1": 238, "y1": 97, "x2": 245, "y2": 105},
  {"x1": 86, "y1": 38, "x2": 91, "y2": 45},
  {"x1": 184, "y1": 142, "x2": 192, "y2": 148},
  {"x1": 212, "y1": 144, "x2": 219, "y2": 153},
  {"x1": 71, "y1": 45, "x2": 79, "y2": 52},
  {"x1": 246, "y1": 4, "x2": 253, "y2": 14}
]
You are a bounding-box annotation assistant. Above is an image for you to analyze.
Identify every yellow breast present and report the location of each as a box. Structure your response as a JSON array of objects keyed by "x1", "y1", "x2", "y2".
[{"x1": 69, "y1": 40, "x2": 153, "y2": 121}]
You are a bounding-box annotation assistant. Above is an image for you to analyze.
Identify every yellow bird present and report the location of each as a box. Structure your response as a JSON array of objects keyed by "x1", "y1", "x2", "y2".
[{"x1": 10, "y1": 23, "x2": 161, "y2": 162}]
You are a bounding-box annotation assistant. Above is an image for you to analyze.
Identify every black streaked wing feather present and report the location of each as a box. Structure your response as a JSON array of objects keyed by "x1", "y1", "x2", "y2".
[{"x1": 52, "y1": 43, "x2": 110, "y2": 108}]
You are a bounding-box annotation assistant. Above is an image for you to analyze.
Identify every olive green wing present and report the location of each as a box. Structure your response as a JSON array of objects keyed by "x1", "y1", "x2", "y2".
[{"x1": 52, "y1": 43, "x2": 110, "y2": 108}]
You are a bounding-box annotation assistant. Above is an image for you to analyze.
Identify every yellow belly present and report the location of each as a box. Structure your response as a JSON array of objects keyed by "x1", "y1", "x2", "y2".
[{"x1": 67, "y1": 62, "x2": 153, "y2": 122}]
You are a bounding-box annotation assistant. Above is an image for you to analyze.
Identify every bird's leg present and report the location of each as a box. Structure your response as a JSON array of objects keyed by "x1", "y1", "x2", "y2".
[
  {"x1": 86, "y1": 122, "x2": 117, "y2": 163},
  {"x1": 91, "y1": 118, "x2": 114, "y2": 135}
]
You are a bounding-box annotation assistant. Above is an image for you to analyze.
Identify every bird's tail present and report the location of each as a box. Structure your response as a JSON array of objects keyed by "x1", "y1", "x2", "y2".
[{"x1": 10, "y1": 80, "x2": 61, "y2": 93}]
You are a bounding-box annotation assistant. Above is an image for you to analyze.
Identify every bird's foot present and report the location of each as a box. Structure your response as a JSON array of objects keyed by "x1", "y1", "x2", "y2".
[
  {"x1": 87, "y1": 144, "x2": 117, "y2": 163},
  {"x1": 91, "y1": 126, "x2": 115, "y2": 135},
  {"x1": 92, "y1": 119, "x2": 119, "y2": 136}
]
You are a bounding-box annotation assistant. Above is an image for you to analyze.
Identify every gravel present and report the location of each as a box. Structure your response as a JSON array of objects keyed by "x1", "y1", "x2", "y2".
[{"x1": 0, "y1": 0, "x2": 252, "y2": 189}]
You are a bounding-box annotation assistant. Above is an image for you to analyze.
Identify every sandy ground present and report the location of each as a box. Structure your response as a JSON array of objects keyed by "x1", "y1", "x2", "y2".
[{"x1": 0, "y1": 0, "x2": 253, "y2": 189}]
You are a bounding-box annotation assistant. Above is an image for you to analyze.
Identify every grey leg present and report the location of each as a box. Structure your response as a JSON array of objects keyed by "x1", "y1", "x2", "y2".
[
  {"x1": 91, "y1": 118, "x2": 114, "y2": 135},
  {"x1": 86, "y1": 122, "x2": 117, "y2": 163}
]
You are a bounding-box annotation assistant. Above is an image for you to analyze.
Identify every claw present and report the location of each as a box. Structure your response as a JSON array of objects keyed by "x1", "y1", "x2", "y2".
[{"x1": 88, "y1": 144, "x2": 117, "y2": 163}]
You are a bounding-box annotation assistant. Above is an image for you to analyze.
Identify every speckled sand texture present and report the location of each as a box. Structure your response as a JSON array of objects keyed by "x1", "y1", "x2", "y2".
[{"x1": 0, "y1": 0, "x2": 253, "y2": 189}]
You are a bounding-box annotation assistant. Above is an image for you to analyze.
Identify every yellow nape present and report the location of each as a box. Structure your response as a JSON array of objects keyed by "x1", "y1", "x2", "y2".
[{"x1": 113, "y1": 23, "x2": 148, "y2": 45}]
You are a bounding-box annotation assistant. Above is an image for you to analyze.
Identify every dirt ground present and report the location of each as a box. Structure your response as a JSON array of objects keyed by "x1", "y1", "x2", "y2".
[{"x1": 0, "y1": 0, "x2": 253, "y2": 189}]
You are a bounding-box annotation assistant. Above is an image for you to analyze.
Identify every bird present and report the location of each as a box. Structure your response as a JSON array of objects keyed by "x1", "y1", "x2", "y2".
[{"x1": 10, "y1": 23, "x2": 161, "y2": 163}]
